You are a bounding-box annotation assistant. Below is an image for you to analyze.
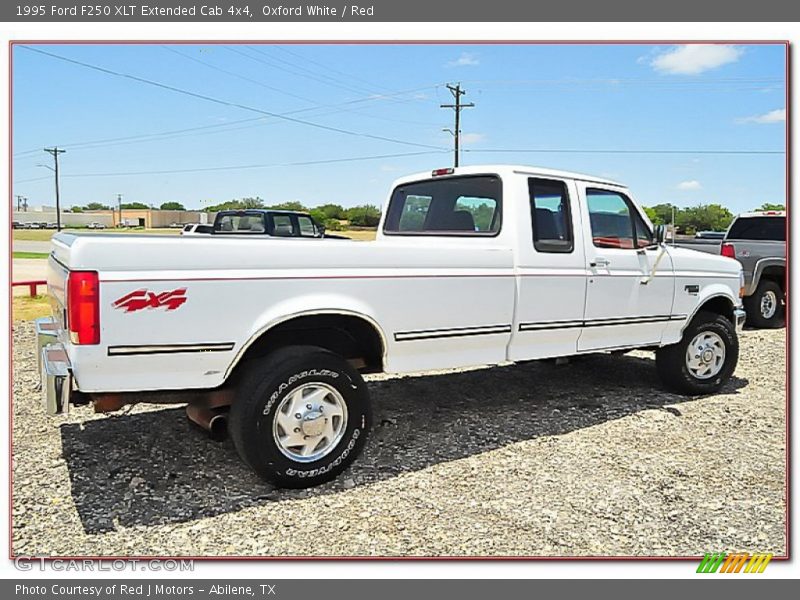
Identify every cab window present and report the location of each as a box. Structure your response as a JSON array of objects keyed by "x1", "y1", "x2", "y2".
[
  {"x1": 587, "y1": 189, "x2": 651, "y2": 249},
  {"x1": 529, "y1": 178, "x2": 573, "y2": 253}
]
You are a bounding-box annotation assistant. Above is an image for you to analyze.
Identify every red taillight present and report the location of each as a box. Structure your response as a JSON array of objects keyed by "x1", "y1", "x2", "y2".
[
  {"x1": 720, "y1": 243, "x2": 736, "y2": 259},
  {"x1": 431, "y1": 167, "x2": 454, "y2": 177},
  {"x1": 67, "y1": 271, "x2": 100, "y2": 345}
]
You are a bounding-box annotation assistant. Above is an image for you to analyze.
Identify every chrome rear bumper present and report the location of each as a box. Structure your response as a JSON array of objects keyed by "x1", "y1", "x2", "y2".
[
  {"x1": 734, "y1": 307, "x2": 746, "y2": 333},
  {"x1": 35, "y1": 316, "x2": 72, "y2": 416},
  {"x1": 35, "y1": 316, "x2": 59, "y2": 374}
]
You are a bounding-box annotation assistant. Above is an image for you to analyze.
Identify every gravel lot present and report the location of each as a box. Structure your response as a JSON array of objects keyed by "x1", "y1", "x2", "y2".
[{"x1": 12, "y1": 320, "x2": 786, "y2": 557}]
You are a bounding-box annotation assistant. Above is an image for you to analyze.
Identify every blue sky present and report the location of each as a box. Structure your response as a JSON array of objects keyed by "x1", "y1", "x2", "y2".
[{"x1": 12, "y1": 43, "x2": 786, "y2": 213}]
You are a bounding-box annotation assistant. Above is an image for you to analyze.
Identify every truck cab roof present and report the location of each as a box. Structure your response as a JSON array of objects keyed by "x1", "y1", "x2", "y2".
[{"x1": 392, "y1": 164, "x2": 626, "y2": 188}]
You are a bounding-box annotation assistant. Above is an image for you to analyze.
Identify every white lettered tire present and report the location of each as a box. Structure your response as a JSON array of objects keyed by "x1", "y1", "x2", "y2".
[{"x1": 229, "y1": 345, "x2": 371, "y2": 488}]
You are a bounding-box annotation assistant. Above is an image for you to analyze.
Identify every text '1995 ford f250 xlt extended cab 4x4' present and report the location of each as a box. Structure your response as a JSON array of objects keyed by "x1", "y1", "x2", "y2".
[{"x1": 37, "y1": 165, "x2": 746, "y2": 488}]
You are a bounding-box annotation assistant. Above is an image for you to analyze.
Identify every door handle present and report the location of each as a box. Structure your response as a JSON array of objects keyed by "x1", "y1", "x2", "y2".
[{"x1": 590, "y1": 257, "x2": 610, "y2": 268}]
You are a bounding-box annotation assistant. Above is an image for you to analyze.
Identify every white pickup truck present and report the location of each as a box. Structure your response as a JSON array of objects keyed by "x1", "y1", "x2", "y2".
[{"x1": 38, "y1": 165, "x2": 746, "y2": 488}]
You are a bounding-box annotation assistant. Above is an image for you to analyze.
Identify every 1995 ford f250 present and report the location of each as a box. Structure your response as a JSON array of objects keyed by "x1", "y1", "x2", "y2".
[{"x1": 37, "y1": 165, "x2": 746, "y2": 488}]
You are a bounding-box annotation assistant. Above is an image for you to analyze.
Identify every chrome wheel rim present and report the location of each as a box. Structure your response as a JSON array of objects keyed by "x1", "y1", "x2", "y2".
[
  {"x1": 760, "y1": 290, "x2": 778, "y2": 319},
  {"x1": 272, "y1": 383, "x2": 348, "y2": 463},
  {"x1": 685, "y1": 331, "x2": 726, "y2": 380}
]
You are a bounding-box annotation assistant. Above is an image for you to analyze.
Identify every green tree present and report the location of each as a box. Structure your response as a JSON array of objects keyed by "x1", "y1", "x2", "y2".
[
  {"x1": 160, "y1": 201, "x2": 186, "y2": 210},
  {"x1": 755, "y1": 202, "x2": 785, "y2": 211},
  {"x1": 675, "y1": 204, "x2": 734, "y2": 234},
  {"x1": 308, "y1": 208, "x2": 327, "y2": 224},
  {"x1": 84, "y1": 202, "x2": 110, "y2": 210},
  {"x1": 268, "y1": 201, "x2": 307, "y2": 212},
  {"x1": 323, "y1": 218, "x2": 344, "y2": 231},
  {"x1": 346, "y1": 204, "x2": 381, "y2": 227},
  {"x1": 205, "y1": 197, "x2": 265, "y2": 212},
  {"x1": 70, "y1": 206, "x2": 84, "y2": 213},
  {"x1": 642, "y1": 203, "x2": 677, "y2": 226},
  {"x1": 316, "y1": 203, "x2": 346, "y2": 220},
  {"x1": 120, "y1": 202, "x2": 149, "y2": 209}
]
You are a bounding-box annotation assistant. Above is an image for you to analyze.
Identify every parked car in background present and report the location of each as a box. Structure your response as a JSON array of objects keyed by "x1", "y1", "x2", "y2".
[
  {"x1": 181, "y1": 223, "x2": 214, "y2": 236},
  {"x1": 28, "y1": 222, "x2": 42, "y2": 229},
  {"x1": 39, "y1": 165, "x2": 745, "y2": 489},
  {"x1": 12, "y1": 221, "x2": 22, "y2": 229},
  {"x1": 46, "y1": 222, "x2": 58, "y2": 229},
  {"x1": 86, "y1": 222, "x2": 106, "y2": 230},
  {"x1": 212, "y1": 209, "x2": 346, "y2": 239},
  {"x1": 721, "y1": 211, "x2": 786, "y2": 328}
]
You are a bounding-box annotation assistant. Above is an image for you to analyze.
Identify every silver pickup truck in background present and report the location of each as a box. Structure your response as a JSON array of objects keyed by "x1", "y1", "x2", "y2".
[{"x1": 721, "y1": 211, "x2": 786, "y2": 328}]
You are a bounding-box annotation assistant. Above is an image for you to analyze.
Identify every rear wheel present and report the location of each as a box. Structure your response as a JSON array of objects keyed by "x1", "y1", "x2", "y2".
[
  {"x1": 744, "y1": 280, "x2": 785, "y2": 329},
  {"x1": 656, "y1": 311, "x2": 739, "y2": 395},
  {"x1": 229, "y1": 345, "x2": 371, "y2": 488}
]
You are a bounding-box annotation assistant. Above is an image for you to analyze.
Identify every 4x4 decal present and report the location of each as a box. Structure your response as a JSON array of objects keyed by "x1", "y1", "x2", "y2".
[{"x1": 112, "y1": 288, "x2": 187, "y2": 312}]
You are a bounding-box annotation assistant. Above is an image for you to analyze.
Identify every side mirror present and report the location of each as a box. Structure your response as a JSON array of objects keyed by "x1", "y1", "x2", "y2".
[{"x1": 654, "y1": 224, "x2": 667, "y2": 245}]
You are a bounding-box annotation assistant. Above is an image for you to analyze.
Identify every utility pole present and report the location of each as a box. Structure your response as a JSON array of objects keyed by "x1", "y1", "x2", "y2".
[
  {"x1": 15, "y1": 195, "x2": 23, "y2": 212},
  {"x1": 440, "y1": 83, "x2": 474, "y2": 168},
  {"x1": 118, "y1": 193, "x2": 123, "y2": 227},
  {"x1": 44, "y1": 147, "x2": 66, "y2": 231}
]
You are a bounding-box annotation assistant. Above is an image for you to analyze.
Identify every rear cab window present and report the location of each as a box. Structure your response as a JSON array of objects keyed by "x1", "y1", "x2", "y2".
[
  {"x1": 384, "y1": 175, "x2": 501, "y2": 236},
  {"x1": 726, "y1": 216, "x2": 786, "y2": 241}
]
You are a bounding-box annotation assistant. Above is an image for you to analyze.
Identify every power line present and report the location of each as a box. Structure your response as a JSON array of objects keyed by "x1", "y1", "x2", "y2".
[
  {"x1": 18, "y1": 45, "x2": 446, "y2": 152},
  {"x1": 239, "y1": 46, "x2": 375, "y2": 96},
  {"x1": 273, "y1": 45, "x2": 394, "y2": 94},
  {"x1": 50, "y1": 150, "x2": 447, "y2": 178},
  {"x1": 162, "y1": 46, "x2": 317, "y2": 105},
  {"x1": 13, "y1": 84, "x2": 439, "y2": 158},
  {"x1": 12, "y1": 176, "x2": 51, "y2": 185}
]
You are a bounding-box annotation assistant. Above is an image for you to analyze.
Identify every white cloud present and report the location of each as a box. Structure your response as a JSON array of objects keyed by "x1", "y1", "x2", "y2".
[
  {"x1": 446, "y1": 52, "x2": 479, "y2": 67},
  {"x1": 736, "y1": 108, "x2": 786, "y2": 124},
  {"x1": 677, "y1": 180, "x2": 702, "y2": 191},
  {"x1": 650, "y1": 45, "x2": 743, "y2": 75},
  {"x1": 460, "y1": 132, "x2": 485, "y2": 145}
]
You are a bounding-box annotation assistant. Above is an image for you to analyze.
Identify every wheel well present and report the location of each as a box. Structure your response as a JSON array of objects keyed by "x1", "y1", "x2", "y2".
[
  {"x1": 230, "y1": 313, "x2": 385, "y2": 379},
  {"x1": 759, "y1": 265, "x2": 785, "y2": 292},
  {"x1": 695, "y1": 296, "x2": 734, "y2": 323}
]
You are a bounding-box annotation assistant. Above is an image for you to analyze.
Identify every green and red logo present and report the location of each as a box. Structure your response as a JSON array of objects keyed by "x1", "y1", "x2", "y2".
[{"x1": 697, "y1": 552, "x2": 773, "y2": 574}]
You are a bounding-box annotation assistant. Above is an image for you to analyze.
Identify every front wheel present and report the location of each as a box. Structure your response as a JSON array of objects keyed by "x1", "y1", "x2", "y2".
[
  {"x1": 744, "y1": 280, "x2": 785, "y2": 329},
  {"x1": 656, "y1": 311, "x2": 739, "y2": 395},
  {"x1": 229, "y1": 345, "x2": 371, "y2": 488}
]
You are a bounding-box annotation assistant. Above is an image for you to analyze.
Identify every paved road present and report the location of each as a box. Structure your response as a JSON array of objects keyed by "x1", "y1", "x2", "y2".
[{"x1": 13, "y1": 240, "x2": 52, "y2": 254}]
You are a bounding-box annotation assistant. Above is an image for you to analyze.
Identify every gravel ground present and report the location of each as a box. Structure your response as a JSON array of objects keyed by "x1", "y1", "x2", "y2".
[{"x1": 12, "y1": 320, "x2": 786, "y2": 557}]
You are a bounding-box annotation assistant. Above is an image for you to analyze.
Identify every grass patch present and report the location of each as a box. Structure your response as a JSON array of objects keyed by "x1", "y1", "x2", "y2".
[
  {"x1": 338, "y1": 229, "x2": 377, "y2": 241},
  {"x1": 13, "y1": 295, "x2": 51, "y2": 321},
  {"x1": 13, "y1": 251, "x2": 49, "y2": 259}
]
